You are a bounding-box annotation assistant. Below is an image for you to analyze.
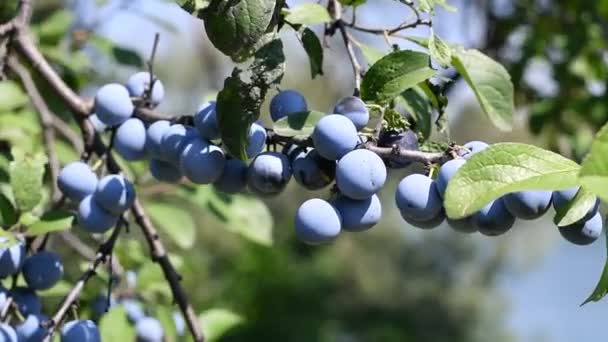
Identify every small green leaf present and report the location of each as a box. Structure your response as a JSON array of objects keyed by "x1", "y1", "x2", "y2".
[
  {"x1": 338, "y1": 0, "x2": 367, "y2": 6},
  {"x1": 26, "y1": 210, "x2": 74, "y2": 236},
  {"x1": 451, "y1": 49, "x2": 514, "y2": 131},
  {"x1": 273, "y1": 110, "x2": 324, "y2": 137},
  {"x1": 0, "y1": 194, "x2": 17, "y2": 228},
  {"x1": 418, "y1": 0, "x2": 456, "y2": 13},
  {"x1": 199, "y1": 308, "x2": 244, "y2": 341},
  {"x1": 361, "y1": 50, "x2": 436, "y2": 103},
  {"x1": 444, "y1": 143, "x2": 581, "y2": 219},
  {"x1": 217, "y1": 39, "x2": 285, "y2": 159},
  {"x1": 100, "y1": 307, "x2": 136, "y2": 341},
  {"x1": 208, "y1": 192, "x2": 273, "y2": 246},
  {"x1": 0, "y1": 81, "x2": 28, "y2": 112},
  {"x1": 428, "y1": 32, "x2": 452, "y2": 67},
  {"x1": 284, "y1": 4, "x2": 331, "y2": 25},
  {"x1": 554, "y1": 188, "x2": 597, "y2": 227},
  {"x1": 89, "y1": 35, "x2": 143, "y2": 67},
  {"x1": 33, "y1": 10, "x2": 73, "y2": 44},
  {"x1": 358, "y1": 43, "x2": 385, "y2": 65},
  {"x1": 580, "y1": 123, "x2": 608, "y2": 202},
  {"x1": 395, "y1": 86, "x2": 433, "y2": 139},
  {"x1": 299, "y1": 28, "x2": 324, "y2": 78},
  {"x1": 201, "y1": 0, "x2": 277, "y2": 61},
  {"x1": 9, "y1": 149, "x2": 47, "y2": 213},
  {"x1": 147, "y1": 202, "x2": 196, "y2": 249}
]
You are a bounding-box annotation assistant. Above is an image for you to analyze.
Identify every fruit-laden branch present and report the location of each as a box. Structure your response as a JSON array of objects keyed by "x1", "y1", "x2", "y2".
[
  {"x1": 0, "y1": 2, "x2": 205, "y2": 341},
  {"x1": 42, "y1": 221, "x2": 124, "y2": 341}
]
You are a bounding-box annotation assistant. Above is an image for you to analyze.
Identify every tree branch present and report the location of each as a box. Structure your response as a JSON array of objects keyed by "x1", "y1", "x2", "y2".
[{"x1": 43, "y1": 222, "x2": 124, "y2": 341}]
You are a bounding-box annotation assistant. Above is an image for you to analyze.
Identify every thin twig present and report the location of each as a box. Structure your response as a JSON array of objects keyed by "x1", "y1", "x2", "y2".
[
  {"x1": 330, "y1": 0, "x2": 362, "y2": 95},
  {"x1": 7, "y1": 57, "x2": 61, "y2": 200},
  {"x1": 43, "y1": 222, "x2": 124, "y2": 341}
]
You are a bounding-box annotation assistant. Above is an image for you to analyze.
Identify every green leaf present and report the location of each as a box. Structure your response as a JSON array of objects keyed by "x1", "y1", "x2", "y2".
[
  {"x1": 583, "y1": 262, "x2": 608, "y2": 305},
  {"x1": 89, "y1": 35, "x2": 143, "y2": 67},
  {"x1": 417, "y1": 0, "x2": 456, "y2": 13},
  {"x1": 199, "y1": 308, "x2": 244, "y2": 341},
  {"x1": 0, "y1": 81, "x2": 28, "y2": 112},
  {"x1": 26, "y1": 210, "x2": 74, "y2": 236},
  {"x1": 33, "y1": 10, "x2": 73, "y2": 45},
  {"x1": 0, "y1": 193, "x2": 17, "y2": 228},
  {"x1": 273, "y1": 110, "x2": 324, "y2": 137},
  {"x1": 361, "y1": 50, "x2": 436, "y2": 103},
  {"x1": 579, "y1": 123, "x2": 608, "y2": 202},
  {"x1": 217, "y1": 39, "x2": 285, "y2": 160},
  {"x1": 9, "y1": 149, "x2": 47, "y2": 213},
  {"x1": 358, "y1": 43, "x2": 385, "y2": 65},
  {"x1": 428, "y1": 32, "x2": 452, "y2": 67},
  {"x1": 444, "y1": 143, "x2": 581, "y2": 219},
  {"x1": 177, "y1": 0, "x2": 209, "y2": 14},
  {"x1": 201, "y1": 0, "x2": 277, "y2": 61},
  {"x1": 100, "y1": 307, "x2": 136, "y2": 341},
  {"x1": 451, "y1": 49, "x2": 514, "y2": 131},
  {"x1": 284, "y1": 4, "x2": 331, "y2": 25},
  {"x1": 147, "y1": 202, "x2": 196, "y2": 249},
  {"x1": 156, "y1": 305, "x2": 178, "y2": 342},
  {"x1": 395, "y1": 86, "x2": 433, "y2": 139},
  {"x1": 208, "y1": 192, "x2": 273, "y2": 246},
  {"x1": 553, "y1": 188, "x2": 597, "y2": 227},
  {"x1": 299, "y1": 28, "x2": 324, "y2": 78}
]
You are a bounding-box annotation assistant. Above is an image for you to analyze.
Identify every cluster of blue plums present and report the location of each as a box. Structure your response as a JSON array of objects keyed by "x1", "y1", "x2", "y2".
[
  {"x1": 398, "y1": 140, "x2": 603, "y2": 245},
  {"x1": 0, "y1": 238, "x2": 69, "y2": 341}
]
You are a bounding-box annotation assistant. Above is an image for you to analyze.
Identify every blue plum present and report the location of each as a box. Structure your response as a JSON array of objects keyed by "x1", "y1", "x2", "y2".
[
  {"x1": 333, "y1": 194, "x2": 381, "y2": 232},
  {"x1": 312, "y1": 114, "x2": 358, "y2": 160},
  {"x1": 0, "y1": 324, "x2": 16, "y2": 342},
  {"x1": 149, "y1": 159, "x2": 182, "y2": 183},
  {"x1": 246, "y1": 122, "x2": 267, "y2": 159},
  {"x1": 405, "y1": 209, "x2": 446, "y2": 230},
  {"x1": 0, "y1": 240, "x2": 25, "y2": 278},
  {"x1": 94, "y1": 83, "x2": 133, "y2": 126},
  {"x1": 458, "y1": 141, "x2": 489, "y2": 159},
  {"x1": 145, "y1": 120, "x2": 171, "y2": 159},
  {"x1": 333, "y1": 96, "x2": 369, "y2": 131},
  {"x1": 22, "y1": 251, "x2": 64, "y2": 290},
  {"x1": 336, "y1": 149, "x2": 387, "y2": 200},
  {"x1": 213, "y1": 159, "x2": 248, "y2": 194},
  {"x1": 58, "y1": 162, "x2": 98, "y2": 202},
  {"x1": 180, "y1": 138, "x2": 226, "y2": 184},
  {"x1": 11, "y1": 287, "x2": 41, "y2": 316},
  {"x1": 193, "y1": 101, "x2": 220, "y2": 140},
  {"x1": 395, "y1": 174, "x2": 443, "y2": 222},
  {"x1": 160, "y1": 124, "x2": 198, "y2": 164},
  {"x1": 16, "y1": 314, "x2": 48, "y2": 342},
  {"x1": 60, "y1": 320, "x2": 100, "y2": 342},
  {"x1": 447, "y1": 217, "x2": 477, "y2": 233},
  {"x1": 504, "y1": 190, "x2": 552, "y2": 220},
  {"x1": 77, "y1": 195, "x2": 118, "y2": 234},
  {"x1": 558, "y1": 211, "x2": 603, "y2": 246},
  {"x1": 121, "y1": 298, "x2": 145, "y2": 323},
  {"x1": 91, "y1": 294, "x2": 114, "y2": 318},
  {"x1": 126, "y1": 72, "x2": 164, "y2": 106},
  {"x1": 247, "y1": 152, "x2": 292, "y2": 195},
  {"x1": 295, "y1": 198, "x2": 342, "y2": 244},
  {"x1": 270, "y1": 90, "x2": 307, "y2": 122},
  {"x1": 292, "y1": 149, "x2": 336, "y2": 190},
  {"x1": 377, "y1": 130, "x2": 419, "y2": 168},
  {"x1": 472, "y1": 198, "x2": 515, "y2": 236},
  {"x1": 135, "y1": 317, "x2": 164, "y2": 342},
  {"x1": 435, "y1": 158, "x2": 466, "y2": 198},
  {"x1": 89, "y1": 114, "x2": 107, "y2": 133},
  {"x1": 94, "y1": 174, "x2": 135, "y2": 215},
  {"x1": 114, "y1": 118, "x2": 147, "y2": 161}
]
